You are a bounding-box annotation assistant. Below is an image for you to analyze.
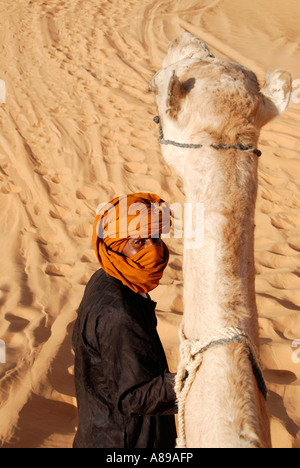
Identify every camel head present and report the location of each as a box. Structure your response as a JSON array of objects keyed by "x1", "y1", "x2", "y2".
[{"x1": 150, "y1": 32, "x2": 292, "y2": 177}]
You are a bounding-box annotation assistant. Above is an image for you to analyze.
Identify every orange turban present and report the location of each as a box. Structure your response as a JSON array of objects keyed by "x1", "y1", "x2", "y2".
[{"x1": 92, "y1": 193, "x2": 171, "y2": 293}]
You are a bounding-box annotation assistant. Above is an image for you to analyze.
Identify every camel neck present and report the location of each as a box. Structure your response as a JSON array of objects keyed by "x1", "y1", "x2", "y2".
[{"x1": 182, "y1": 146, "x2": 259, "y2": 345}]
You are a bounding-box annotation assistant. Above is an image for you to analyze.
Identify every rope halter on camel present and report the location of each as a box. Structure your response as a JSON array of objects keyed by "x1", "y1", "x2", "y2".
[
  {"x1": 153, "y1": 115, "x2": 262, "y2": 157},
  {"x1": 174, "y1": 323, "x2": 268, "y2": 448}
]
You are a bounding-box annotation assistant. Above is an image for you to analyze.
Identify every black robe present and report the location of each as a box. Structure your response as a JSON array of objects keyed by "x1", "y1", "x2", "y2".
[{"x1": 72, "y1": 268, "x2": 177, "y2": 448}]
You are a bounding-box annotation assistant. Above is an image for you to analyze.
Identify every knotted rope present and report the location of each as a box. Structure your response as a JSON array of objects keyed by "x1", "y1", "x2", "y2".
[{"x1": 174, "y1": 323, "x2": 267, "y2": 448}]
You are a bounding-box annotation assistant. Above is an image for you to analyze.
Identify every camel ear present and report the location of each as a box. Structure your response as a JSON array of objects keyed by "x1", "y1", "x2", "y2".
[
  {"x1": 166, "y1": 71, "x2": 186, "y2": 119},
  {"x1": 260, "y1": 70, "x2": 292, "y2": 121}
]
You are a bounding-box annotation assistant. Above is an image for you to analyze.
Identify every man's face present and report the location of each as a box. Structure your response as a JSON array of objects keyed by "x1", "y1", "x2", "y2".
[{"x1": 122, "y1": 237, "x2": 163, "y2": 258}]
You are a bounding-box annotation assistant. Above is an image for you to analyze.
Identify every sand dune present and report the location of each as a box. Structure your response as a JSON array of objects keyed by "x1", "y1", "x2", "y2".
[{"x1": 0, "y1": 0, "x2": 299, "y2": 448}]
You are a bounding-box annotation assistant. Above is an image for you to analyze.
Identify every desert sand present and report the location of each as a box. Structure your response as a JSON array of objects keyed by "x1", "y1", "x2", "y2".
[{"x1": 0, "y1": 0, "x2": 299, "y2": 448}]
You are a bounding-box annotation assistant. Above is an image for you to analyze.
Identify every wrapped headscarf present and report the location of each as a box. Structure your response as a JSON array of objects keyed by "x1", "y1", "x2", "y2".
[{"x1": 92, "y1": 193, "x2": 171, "y2": 293}]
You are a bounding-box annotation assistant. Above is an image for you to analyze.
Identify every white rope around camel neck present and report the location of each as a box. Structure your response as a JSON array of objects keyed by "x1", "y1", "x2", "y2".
[{"x1": 174, "y1": 322, "x2": 266, "y2": 448}]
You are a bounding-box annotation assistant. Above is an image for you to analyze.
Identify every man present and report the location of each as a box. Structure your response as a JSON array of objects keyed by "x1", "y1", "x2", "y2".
[{"x1": 72, "y1": 193, "x2": 177, "y2": 448}]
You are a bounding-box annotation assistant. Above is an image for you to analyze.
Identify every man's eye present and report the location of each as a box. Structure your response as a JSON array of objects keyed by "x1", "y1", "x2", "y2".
[{"x1": 134, "y1": 239, "x2": 144, "y2": 245}]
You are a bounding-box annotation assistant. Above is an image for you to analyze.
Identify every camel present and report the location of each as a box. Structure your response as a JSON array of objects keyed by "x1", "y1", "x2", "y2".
[{"x1": 150, "y1": 32, "x2": 292, "y2": 448}]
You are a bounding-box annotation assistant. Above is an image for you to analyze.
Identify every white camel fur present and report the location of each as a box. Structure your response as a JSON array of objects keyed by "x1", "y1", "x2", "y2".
[{"x1": 150, "y1": 32, "x2": 292, "y2": 448}]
